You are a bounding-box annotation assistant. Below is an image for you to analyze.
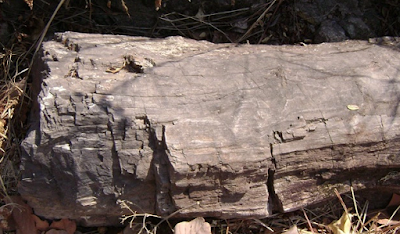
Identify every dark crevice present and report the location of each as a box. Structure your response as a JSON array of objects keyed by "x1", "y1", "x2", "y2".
[
  {"x1": 273, "y1": 131, "x2": 284, "y2": 143},
  {"x1": 267, "y1": 143, "x2": 283, "y2": 214},
  {"x1": 122, "y1": 118, "x2": 128, "y2": 141},
  {"x1": 107, "y1": 115, "x2": 124, "y2": 194},
  {"x1": 144, "y1": 116, "x2": 175, "y2": 215},
  {"x1": 270, "y1": 143, "x2": 277, "y2": 169},
  {"x1": 267, "y1": 168, "x2": 283, "y2": 214},
  {"x1": 305, "y1": 117, "x2": 328, "y2": 124}
]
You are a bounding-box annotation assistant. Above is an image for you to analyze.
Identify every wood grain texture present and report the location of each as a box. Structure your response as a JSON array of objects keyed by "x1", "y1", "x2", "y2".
[{"x1": 20, "y1": 32, "x2": 400, "y2": 225}]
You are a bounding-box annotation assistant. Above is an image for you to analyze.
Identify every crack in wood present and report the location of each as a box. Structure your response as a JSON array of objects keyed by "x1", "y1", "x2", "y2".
[
  {"x1": 146, "y1": 117, "x2": 175, "y2": 215},
  {"x1": 267, "y1": 168, "x2": 283, "y2": 213}
]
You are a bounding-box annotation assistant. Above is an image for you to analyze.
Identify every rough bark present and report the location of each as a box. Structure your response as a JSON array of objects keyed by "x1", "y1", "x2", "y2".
[{"x1": 20, "y1": 32, "x2": 400, "y2": 226}]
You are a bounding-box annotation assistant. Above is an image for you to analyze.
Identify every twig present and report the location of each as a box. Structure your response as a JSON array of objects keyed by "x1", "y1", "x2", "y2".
[
  {"x1": 253, "y1": 218, "x2": 274, "y2": 232},
  {"x1": 161, "y1": 13, "x2": 233, "y2": 43},
  {"x1": 237, "y1": 0, "x2": 277, "y2": 43},
  {"x1": 257, "y1": 0, "x2": 284, "y2": 44},
  {"x1": 334, "y1": 188, "x2": 348, "y2": 214},
  {"x1": 388, "y1": 204, "x2": 400, "y2": 223},
  {"x1": 302, "y1": 208, "x2": 314, "y2": 234}
]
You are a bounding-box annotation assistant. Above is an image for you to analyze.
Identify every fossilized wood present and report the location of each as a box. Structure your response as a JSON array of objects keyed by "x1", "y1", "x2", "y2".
[{"x1": 20, "y1": 32, "x2": 400, "y2": 226}]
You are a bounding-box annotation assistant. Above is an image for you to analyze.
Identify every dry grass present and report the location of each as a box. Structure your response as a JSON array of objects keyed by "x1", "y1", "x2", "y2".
[
  {"x1": 156, "y1": 0, "x2": 284, "y2": 43},
  {"x1": 0, "y1": 2, "x2": 37, "y2": 214},
  {"x1": 0, "y1": 0, "x2": 66, "y2": 202},
  {"x1": 0, "y1": 47, "x2": 29, "y2": 231},
  {"x1": 117, "y1": 189, "x2": 400, "y2": 234},
  {"x1": 0, "y1": 49, "x2": 29, "y2": 199}
]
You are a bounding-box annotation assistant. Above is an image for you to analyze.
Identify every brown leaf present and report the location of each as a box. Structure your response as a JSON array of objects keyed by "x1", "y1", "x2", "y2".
[
  {"x1": 50, "y1": 219, "x2": 76, "y2": 234},
  {"x1": 32, "y1": 215, "x2": 49, "y2": 231},
  {"x1": 45, "y1": 230, "x2": 68, "y2": 234},
  {"x1": 10, "y1": 196, "x2": 37, "y2": 234},
  {"x1": 387, "y1": 193, "x2": 400, "y2": 208},
  {"x1": 174, "y1": 217, "x2": 211, "y2": 234}
]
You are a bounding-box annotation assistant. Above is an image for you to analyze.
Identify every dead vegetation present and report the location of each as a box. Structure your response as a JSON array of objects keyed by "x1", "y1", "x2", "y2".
[{"x1": 116, "y1": 188, "x2": 400, "y2": 234}]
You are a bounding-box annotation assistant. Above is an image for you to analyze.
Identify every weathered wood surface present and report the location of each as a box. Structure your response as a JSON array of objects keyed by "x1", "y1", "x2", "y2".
[{"x1": 21, "y1": 32, "x2": 400, "y2": 226}]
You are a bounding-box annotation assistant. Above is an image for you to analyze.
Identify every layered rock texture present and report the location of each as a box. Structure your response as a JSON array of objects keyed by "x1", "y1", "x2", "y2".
[{"x1": 20, "y1": 32, "x2": 400, "y2": 226}]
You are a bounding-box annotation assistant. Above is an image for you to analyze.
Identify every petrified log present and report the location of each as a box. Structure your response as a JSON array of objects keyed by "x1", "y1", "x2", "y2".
[{"x1": 20, "y1": 32, "x2": 400, "y2": 226}]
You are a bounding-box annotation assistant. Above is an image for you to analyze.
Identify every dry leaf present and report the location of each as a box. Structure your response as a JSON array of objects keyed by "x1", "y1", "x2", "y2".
[
  {"x1": 50, "y1": 219, "x2": 76, "y2": 234},
  {"x1": 328, "y1": 212, "x2": 353, "y2": 234},
  {"x1": 24, "y1": 0, "x2": 33, "y2": 9},
  {"x1": 281, "y1": 225, "x2": 299, "y2": 234},
  {"x1": 106, "y1": 66, "x2": 124, "y2": 73},
  {"x1": 347, "y1": 105, "x2": 359, "y2": 111},
  {"x1": 10, "y1": 196, "x2": 37, "y2": 234},
  {"x1": 155, "y1": 0, "x2": 161, "y2": 10},
  {"x1": 32, "y1": 215, "x2": 49, "y2": 231},
  {"x1": 387, "y1": 193, "x2": 400, "y2": 207},
  {"x1": 46, "y1": 230, "x2": 68, "y2": 234},
  {"x1": 106, "y1": 59, "x2": 126, "y2": 74},
  {"x1": 174, "y1": 217, "x2": 211, "y2": 234}
]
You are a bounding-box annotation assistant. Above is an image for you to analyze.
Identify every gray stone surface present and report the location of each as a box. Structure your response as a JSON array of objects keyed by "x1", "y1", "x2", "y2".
[
  {"x1": 295, "y1": 0, "x2": 379, "y2": 42},
  {"x1": 314, "y1": 20, "x2": 348, "y2": 43},
  {"x1": 20, "y1": 32, "x2": 400, "y2": 226}
]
